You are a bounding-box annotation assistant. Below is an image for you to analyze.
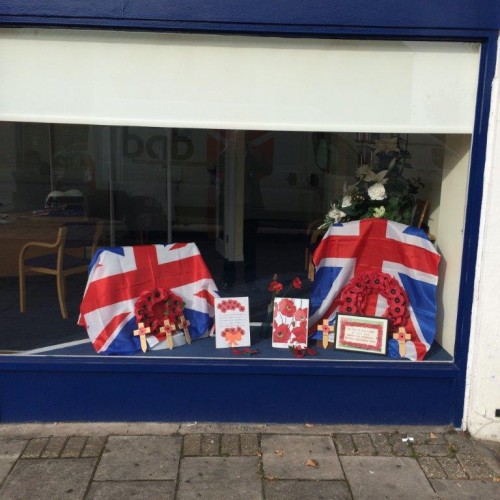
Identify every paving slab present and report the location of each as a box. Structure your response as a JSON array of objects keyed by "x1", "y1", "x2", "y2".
[
  {"x1": 81, "y1": 436, "x2": 107, "y2": 458},
  {"x1": 430, "y1": 479, "x2": 500, "y2": 499},
  {"x1": 93, "y1": 435, "x2": 181, "y2": 481},
  {"x1": 86, "y1": 480, "x2": 175, "y2": 499},
  {"x1": 0, "y1": 437, "x2": 28, "y2": 483},
  {"x1": 0, "y1": 458, "x2": 95, "y2": 500},
  {"x1": 341, "y1": 456, "x2": 437, "y2": 499},
  {"x1": 456, "y1": 452, "x2": 497, "y2": 480},
  {"x1": 177, "y1": 456, "x2": 261, "y2": 500},
  {"x1": 61, "y1": 436, "x2": 87, "y2": 458},
  {"x1": 221, "y1": 434, "x2": 240, "y2": 456},
  {"x1": 264, "y1": 479, "x2": 352, "y2": 499},
  {"x1": 370, "y1": 433, "x2": 393, "y2": 456},
  {"x1": 21, "y1": 437, "x2": 48, "y2": 458},
  {"x1": 262, "y1": 434, "x2": 343, "y2": 480},
  {"x1": 352, "y1": 434, "x2": 376, "y2": 455}
]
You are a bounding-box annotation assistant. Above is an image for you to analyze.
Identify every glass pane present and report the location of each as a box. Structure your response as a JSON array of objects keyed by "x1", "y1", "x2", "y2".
[{"x1": 0, "y1": 121, "x2": 468, "y2": 361}]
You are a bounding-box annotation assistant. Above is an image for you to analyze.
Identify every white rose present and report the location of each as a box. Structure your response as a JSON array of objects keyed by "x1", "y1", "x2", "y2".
[
  {"x1": 373, "y1": 206, "x2": 386, "y2": 218},
  {"x1": 367, "y1": 183, "x2": 387, "y2": 201},
  {"x1": 327, "y1": 204, "x2": 346, "y2": 223},
  {"x1": 341, "y1": 195, "x2": 352, "y2": 208}
]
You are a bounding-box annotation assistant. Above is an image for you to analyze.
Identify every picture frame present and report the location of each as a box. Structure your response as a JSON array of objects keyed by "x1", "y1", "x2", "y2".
[{"x1": 335, "y1": 313, "x2": 389, "y2": 355}]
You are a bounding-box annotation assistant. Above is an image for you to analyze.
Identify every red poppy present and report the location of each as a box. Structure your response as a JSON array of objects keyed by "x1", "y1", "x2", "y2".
[
  {"x1": 268, "y1": 280, "x2": 283, "y2": 293},
  {"x1": 273, "y1": 323, "x2": 291, "y2": 343},
  {"x1": 291, "y1": 324, "x2": 307, "y2": 344},
  {"x1": 292, "y1": 277, "x2": 302, "y2": 289},
  {"x1": 294, "y1": 307, "x2": 308, "y2": 322},
  {"x1": 278, "y1": 298, "x2": 297, "y2": 317}
]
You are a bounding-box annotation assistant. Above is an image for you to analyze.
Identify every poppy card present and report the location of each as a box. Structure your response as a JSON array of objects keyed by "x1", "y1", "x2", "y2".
[
  {"x1": 214, "y1": 297, "x2": 251, "y2": 349},
  {"x1": 272, "y1": 298, "x2": 309, "y2": 348}
]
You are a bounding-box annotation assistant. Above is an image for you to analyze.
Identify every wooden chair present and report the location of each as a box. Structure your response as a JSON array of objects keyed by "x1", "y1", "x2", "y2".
[{"x1": 19, "y1": 221, "x2": 103, "y2": 319}]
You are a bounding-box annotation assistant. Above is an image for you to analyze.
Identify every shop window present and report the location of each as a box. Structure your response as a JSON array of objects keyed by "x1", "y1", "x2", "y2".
[
  {"x1": 0, "y1": 29, "x2": 480, "y2": 360},
  {"x1": 0, "y1": 122, "x2": 470, "y2": 360}
]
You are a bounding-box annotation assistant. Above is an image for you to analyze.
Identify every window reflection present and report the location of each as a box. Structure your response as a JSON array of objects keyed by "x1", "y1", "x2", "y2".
[{"x1": 0, "y1": 122, "x2": 466, "y2": 357}]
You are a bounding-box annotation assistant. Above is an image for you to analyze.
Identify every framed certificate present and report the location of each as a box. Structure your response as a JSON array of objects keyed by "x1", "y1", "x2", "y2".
[{"x1": 335, "y1": 314, "x2": 388, "y2": 355}]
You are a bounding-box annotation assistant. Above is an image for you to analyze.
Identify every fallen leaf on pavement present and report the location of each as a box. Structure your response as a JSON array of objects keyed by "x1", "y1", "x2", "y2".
[
  {"x1": 305, "y1": 423, "x2": 314, "y2": 428},
  {"x1": 430, "y1": 432, "x2": 437, "y2": 439},
  {"x1": 275, "y1": 449, "x2": 285, "y2": 457},
  {"x1": 305, "y1": 458, "x2": 319, "y2": 467}
]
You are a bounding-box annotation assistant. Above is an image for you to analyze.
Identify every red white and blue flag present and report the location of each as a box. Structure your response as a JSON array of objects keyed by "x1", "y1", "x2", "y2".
[
  {"x1": 78, "y1": 243, "x2": 218, "y2": 354},
  {"x1": 309, "y1": 219, "x2": 440, "y2": 360}
]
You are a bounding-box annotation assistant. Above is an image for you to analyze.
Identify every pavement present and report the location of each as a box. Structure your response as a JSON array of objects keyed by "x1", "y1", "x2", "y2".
[{"x1": 0, "y1": 423, "x2": 498, "y2": 499}]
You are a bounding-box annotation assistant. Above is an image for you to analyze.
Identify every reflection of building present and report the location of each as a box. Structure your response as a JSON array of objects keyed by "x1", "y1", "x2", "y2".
[{"x1": 0, "y1": 2, "x2": 499, "y2": 441}]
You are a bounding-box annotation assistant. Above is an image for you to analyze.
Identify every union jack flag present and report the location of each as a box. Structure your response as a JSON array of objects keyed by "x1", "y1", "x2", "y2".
[
  {"x1": 309, "y1": 219, "x2": 440, "y2": 361},
  {"x1": 78, "y1": 243, "x2": 218, "y2": 354}
]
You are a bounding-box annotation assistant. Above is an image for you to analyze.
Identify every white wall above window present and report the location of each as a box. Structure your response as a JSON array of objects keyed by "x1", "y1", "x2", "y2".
[{"x1": 0, "y1": 29, "x2": 480, "y2": 133}]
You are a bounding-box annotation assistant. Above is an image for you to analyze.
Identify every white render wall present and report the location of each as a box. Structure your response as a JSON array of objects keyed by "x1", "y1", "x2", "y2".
[{"x1": 465, "y1": 35, "x2": 500, "y2": 441}]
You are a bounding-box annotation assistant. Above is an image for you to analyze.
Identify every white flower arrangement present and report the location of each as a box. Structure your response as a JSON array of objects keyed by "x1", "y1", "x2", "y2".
[{"x1": 320, "y1": 135, "x2": 423, "y2": 228}]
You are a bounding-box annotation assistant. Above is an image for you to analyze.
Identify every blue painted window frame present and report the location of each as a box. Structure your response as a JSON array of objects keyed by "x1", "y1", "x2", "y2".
[{"x1": 0, "y1": 2, "x2": 498, "y2": 424}]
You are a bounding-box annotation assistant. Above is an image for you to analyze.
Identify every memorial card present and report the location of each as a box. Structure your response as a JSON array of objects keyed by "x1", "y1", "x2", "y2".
[
  {"x1": 335, "y1": 314, "x2": 388, "y2": 355},
  {"x1": 272, "y1": 297, "x2": 309, "y2": 349},
  {"x1": 214, "y1": 297, "x2": 251, "y2": 349}
]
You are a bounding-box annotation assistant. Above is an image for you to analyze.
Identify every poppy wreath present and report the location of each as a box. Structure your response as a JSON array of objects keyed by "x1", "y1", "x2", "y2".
[
  {"x1": 134, "y1": 287, "x2": 185, "y2": 336},
  {"x1": 338, "y1": 271, "x2": 410, "y2": 330}
]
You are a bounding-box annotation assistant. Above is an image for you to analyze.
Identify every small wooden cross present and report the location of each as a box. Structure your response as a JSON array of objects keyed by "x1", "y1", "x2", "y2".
[
  {"x1": 317, "y1": 320, "x2": 334, "y2": 349},
  {"x1": 160, "y1": 319, "x2": 176, "y2": 350},
  {"x1": 133, "y1": 322, "x2": 151, "y2": 353},
  {"x1": 178, "y1": 315, "x2": 192, "y2": 344},
  {"x1": 393, "y1": 327, "x2": 411, "y2": 357}
]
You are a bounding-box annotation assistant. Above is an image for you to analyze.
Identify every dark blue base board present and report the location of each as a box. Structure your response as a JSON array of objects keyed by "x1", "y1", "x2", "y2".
[{"x1": 0, "y1": 357, "x2": 458, "y2": 425}]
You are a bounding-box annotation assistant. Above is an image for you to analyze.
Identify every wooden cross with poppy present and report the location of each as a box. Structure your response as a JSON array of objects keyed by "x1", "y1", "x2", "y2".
[
  {"x1": 133, "y1": 322, "x2": 151, "y2": 353},
  {"x1": 393, "y1": 327, "x2": 411, "y2": 357},
  {"x1": 160, "y1": 319, "x2": 176, "y2": 350},
  {"x1": 317, "y1": 319, "x2": 334, "y2": 349},
  {"x1": 178, "y1": 315, "x2": 192, "y2": 344}
]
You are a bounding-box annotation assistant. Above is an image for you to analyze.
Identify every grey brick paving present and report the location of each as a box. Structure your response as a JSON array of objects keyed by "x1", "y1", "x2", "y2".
[
  {"x1": 40, "y1": 436, "x2": 67, "y2": 458},
  {"x1": 94, "y1": 435, "x2": 181, "y2": 481},
  {"x1": 264, "y1": 479, "x2": 352, "y2": 499},
  {"x1": 61, "y1": 436, "x2": 87, "y2": 458},
  {"x1": 370, "y1": 433, "x2": 393, "y2": 456},
  {"x1": 81, "y1": 436, "x2": 107, "y2": 458},
  {"x1": 437, "y1": 456, "x2": 468, "y2": 479},
  {"x1": 21, "y1": 437, "x2": 48, "y2": 458},
  {"x1": 389, "y1": 434, "x2": 414, "y2": 457},
  {"x1": 183, "y1": 434, "x2": 202, "y2": 456},
  {"x1": 262, "y1": 435, "x2": 343, "y2": 480},
  {"x1": 0, "y1": 458, "x2": 95, "y2": 500},
  {"x1": 221, "y1": 434, "x2": 240, "y2": 456},
  {"x1": 412, "y1": 431, "x2": 446, "y2": 445},
  {"x1": 444, "y1": 432, "x2": 477, "y2": 454},
  {"x1": 334, "y1": 434, "x2": 357, "y2": 455},
  {"x1": 201, "y1": 433, "x2": 220, "y2": 456},
  {"x1": 240, "y1": 433, "x2": 260, "y2": 456},
  {"x1": 352, "y1": 434, "x2": 376, "y2": 455},
  {"x1": 341, "y1": 456, "x2": 437, "y2": 499},
  {"x1": 177, "y1": 456, "x2": 261, "y2": 500},
  {"x1": 456, "y1": 452, "x2": 497, "y2": 480},
  {"x1": 418, "y1": 456, "x2": 447, "y2": 479},
  {"x1": 0, "y1": 426, "x2": 497, "y2": 499},
  {"x1": 414, "y1": 443, "x2": 451, "y2": 457},
  {"x1": 431, "y1": 479, "x2": 500, "y2": 499},
  {"x1": 86, "y1": 480, "x2": 175, "y2": 499}
]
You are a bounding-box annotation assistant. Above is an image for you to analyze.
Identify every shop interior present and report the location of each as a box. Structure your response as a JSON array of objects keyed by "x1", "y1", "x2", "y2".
[{"x1": 0, "y1": 122, "x2": 469, "y2": 360}]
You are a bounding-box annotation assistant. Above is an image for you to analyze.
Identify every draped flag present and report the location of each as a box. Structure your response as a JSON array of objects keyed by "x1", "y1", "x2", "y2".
[
  {"x1": 78, "y1": 243, "x2": 218, "y2": 354},
  {"x1": 309, "y1": 219, "x2": 440, "y2": 361}
]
